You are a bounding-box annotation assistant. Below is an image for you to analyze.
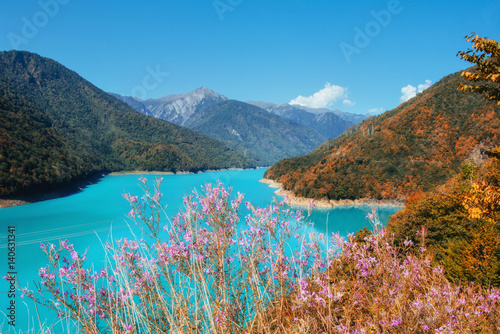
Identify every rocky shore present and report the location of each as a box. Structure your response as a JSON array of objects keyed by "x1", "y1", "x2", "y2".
[{"x1": 259, "y1": 178, "x2": 406, "y2": 208}]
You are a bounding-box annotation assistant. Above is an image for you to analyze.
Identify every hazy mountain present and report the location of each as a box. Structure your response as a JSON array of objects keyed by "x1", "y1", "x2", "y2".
[
  {"x1": 247, "y1": 101, "x2": 355, "y2": 139},
  {"x1": 0, "y1": 51, "x2": 250, "y2": 198},
  {"x1": 248, "y1": 101, "x2": 369, "y2": 126},
  {"x1": 296, "y1": 105, "x2": 370, "y2": 124},
  {"x1": 264, "y1": 70, "x2": 500, "y2": 201},
  {"x1": 186, "y1": 100, "x2": 327, "y2": 166}
]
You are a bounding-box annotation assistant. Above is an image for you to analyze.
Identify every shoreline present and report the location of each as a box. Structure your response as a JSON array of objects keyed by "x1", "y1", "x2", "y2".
[
  {"x1": 259, "y1": 178, "x2": 406, "y2": 208},
  {"x1": 0, "y1": 173, "x2": 107, "y2": 209},
  {"x1": 0, "y1": 167, "x2": 266, "y2": 209},
  {"x1": 109, "y1": 167, "x2": 266, "y2": 176}
]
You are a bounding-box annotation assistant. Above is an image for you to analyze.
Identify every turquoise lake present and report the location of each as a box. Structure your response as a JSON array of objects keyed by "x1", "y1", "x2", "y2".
[{"x1": 0, "y1": 168, "x2": 401, "y2": 333}]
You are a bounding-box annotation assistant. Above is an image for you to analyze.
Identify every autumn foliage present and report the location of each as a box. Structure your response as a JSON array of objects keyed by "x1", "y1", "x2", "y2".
[
  {"x1": 457, "y1": 33, "x2": 500, "y2": 105},
  {"x1": 388, "y1": 151, "x2": 500, "y2": 286},
  {"x1": 265, "y1": 71, "x2": 500, "y2": 201}
]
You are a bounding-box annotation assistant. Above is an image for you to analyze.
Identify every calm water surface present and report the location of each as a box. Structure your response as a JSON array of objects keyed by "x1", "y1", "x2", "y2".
[{"x1": 0, "y1": 169, "x2": 400, "y2": 332}]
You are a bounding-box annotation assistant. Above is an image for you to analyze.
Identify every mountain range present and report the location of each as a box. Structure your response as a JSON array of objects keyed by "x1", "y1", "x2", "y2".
[
  {"x1": 246, "y1": 101, "x2": 360, "y2": 139},
  {"x1": 0, "y1": 51, "x2": 250, "y2": 198},
  {"x1": 112, "y1": 90, "x2": 336, "y2": 166},
  {"x1": 187, "y1": 100, "x2": 328, "y2": 165},
  {"x1": 264, "y1": 70, "x2": 500, "y2": 201},
  {"x1": 6, "y1": 49, "x2": 472, "y2": 203}
]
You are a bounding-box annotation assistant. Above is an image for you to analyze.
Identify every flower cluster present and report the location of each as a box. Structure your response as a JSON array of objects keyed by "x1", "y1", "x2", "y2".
[
  {"x1": 275, "y1": 229, "x2": 500, "y2": 333},
  {"x1": 7, "y1": 179, "x2": 500, "y2": 333}
]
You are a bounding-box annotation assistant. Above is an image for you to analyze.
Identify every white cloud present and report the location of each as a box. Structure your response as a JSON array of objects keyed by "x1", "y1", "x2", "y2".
[
  {"x1": 290, "y1": 83, "x2": 349, "y2": 109},
  {"x1": 418, "y1": 79, "x2": 432, "y2": 92},
  {"x1": 343, "y1": 99, "x2": 355, "y2": 106},
  {"x1": 400, "y1": 85, "x2": 417, "y2": 102},
  {"x1": 400, "y1": 79, "x2": 432, "y2": 102},
  {"x1": 368, "y1": 107, "x2": 385, "y2": 115}
]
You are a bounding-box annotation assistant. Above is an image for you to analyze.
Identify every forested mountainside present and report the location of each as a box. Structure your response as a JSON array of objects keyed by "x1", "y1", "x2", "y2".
[
  {"x1": 265, "y1": 70, "x2": 500, "y2": 200},
  {"x1": 114, "y1": 92, "x2": 327, "y2": 166},
  {"x1": 0, "y1": 51, "x2": 250, "y2": 198}
]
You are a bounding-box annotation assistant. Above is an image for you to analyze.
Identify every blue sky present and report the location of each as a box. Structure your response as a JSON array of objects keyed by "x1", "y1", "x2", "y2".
[{"x1": 0, "y1": 0, "x2": 499, "y2": 115}]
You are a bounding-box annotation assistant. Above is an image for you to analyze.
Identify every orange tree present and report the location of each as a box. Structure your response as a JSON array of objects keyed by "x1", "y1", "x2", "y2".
[{"x1": 457, "y1": 33, "x2": 500, "y2": 104}]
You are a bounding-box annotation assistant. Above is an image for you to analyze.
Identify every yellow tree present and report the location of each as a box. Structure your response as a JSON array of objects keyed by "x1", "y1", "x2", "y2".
[{"x1": 457, "y1": 33, "x2": 500, "y2": 104}]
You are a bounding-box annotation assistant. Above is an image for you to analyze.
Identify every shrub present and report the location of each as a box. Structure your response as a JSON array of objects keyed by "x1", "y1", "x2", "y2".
[
  {"x1": 389, "y1": 155, "x2": 500, "y2": 286},
  {"x1": 5, "y1": 179, "x2": 500, "y2": 333}
]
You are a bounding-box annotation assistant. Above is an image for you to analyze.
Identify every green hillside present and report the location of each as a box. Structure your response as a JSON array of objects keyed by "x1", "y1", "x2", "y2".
[{"x1": 0, "y1": 51, "x2": 250, "y2": 198}]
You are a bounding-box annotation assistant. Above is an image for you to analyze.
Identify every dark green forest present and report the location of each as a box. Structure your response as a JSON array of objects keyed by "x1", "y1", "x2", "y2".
[{"x1": 0, "y1": 51, "x2": 250, "y2": 198}]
